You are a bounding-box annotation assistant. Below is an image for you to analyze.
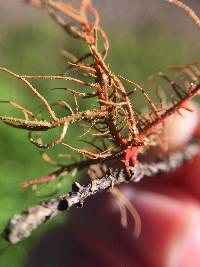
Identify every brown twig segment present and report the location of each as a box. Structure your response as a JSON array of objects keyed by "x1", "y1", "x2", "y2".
[
  {"x1": 166, "y1": 0, "x2": 200, "y2": 29},
  {"x1": 4, "y1": 142, "x2": 200, "y2": 244}
]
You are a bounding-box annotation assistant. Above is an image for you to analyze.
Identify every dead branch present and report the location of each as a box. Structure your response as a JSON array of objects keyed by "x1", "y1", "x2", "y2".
[{"x1": 5, "y1": 141, "x2": 200, "y2": 244}]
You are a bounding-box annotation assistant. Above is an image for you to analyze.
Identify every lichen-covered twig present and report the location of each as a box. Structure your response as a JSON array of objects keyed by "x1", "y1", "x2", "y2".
[
  {"x1": 1, "y1": 0, "x2": 200, "y2": 247},
  {"x1": 5, "y1": 141, "x2": 200, "y2": 244}
]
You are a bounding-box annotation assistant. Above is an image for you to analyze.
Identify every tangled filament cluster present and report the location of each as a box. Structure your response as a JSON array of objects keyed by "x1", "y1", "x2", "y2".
[{"x1": 0, "y1": 0, "x2": 200, "y2": 187}]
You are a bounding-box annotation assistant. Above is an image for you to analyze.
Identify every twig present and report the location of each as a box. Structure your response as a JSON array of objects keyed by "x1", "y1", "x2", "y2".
[{"x1": 4, "y1": 141, "x2": 200, "y2": 244}]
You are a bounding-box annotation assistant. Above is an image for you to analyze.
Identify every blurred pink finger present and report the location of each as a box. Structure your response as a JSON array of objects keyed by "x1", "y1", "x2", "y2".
[
  {"x1": 70, "y1": 183, "x2": 200, "y2": 267},
  {"x1": 175, "y1": 154, "x2": 200, "y2": 201}
]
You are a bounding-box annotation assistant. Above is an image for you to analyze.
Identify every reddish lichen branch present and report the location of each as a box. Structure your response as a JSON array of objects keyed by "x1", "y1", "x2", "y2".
[{"x1": 0, "y1": 1, "x2": 199, "y2": 185}]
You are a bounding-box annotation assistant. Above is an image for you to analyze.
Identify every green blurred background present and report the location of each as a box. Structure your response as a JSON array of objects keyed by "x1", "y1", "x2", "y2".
[{"x1": 0, "y1": 0, "x2": 199, "y2": 266}]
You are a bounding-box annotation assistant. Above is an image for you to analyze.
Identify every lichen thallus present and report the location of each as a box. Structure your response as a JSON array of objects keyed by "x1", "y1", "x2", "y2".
[{"x1": 0, "y1": 0, "x2": 199, "y2": 189}]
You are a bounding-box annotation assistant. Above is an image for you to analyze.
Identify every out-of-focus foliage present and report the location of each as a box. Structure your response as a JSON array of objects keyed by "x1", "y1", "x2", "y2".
[{"x1": 0, "y1": 7, "x2": 199, "y2": 267}]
